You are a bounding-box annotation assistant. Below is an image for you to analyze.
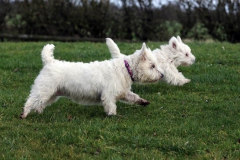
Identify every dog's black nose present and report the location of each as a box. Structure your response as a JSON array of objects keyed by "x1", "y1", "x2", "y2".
[{"x1": 161, "y1": 74, "x2": 164, "y2": 78}]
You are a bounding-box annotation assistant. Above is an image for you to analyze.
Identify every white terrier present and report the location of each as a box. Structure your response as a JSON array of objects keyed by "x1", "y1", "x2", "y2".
[
  {"x1": 21, "y1": 43, "x2": 164, "y2": 118},
  {"x1": 106, "y1": 36, "x2": 195, "y2": 86}
]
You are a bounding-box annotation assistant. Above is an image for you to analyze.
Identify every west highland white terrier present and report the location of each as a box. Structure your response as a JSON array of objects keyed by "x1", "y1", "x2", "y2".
[
  {"x1": 106, "y1": 36, "x2": 195, "y2": 86},
  {"x1": 21, "y1": 43, "x2": 164, "y2": 118}
]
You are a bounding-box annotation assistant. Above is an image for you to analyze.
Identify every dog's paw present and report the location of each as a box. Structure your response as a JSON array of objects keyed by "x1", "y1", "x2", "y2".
[
  {"x1": 175, "y1": 78, "x2": 191, "y2": 86},
  {"x1": 106, "y1": 107, "x2": 117, "y2": 116},
  {"x1": 137, "y1": 99, "x2": 150, "y2": 106},
  {"x1": 20, "y1": 112, "x2": 26, "y2": 119},
  {"x1": 183, "y1": 78, "x2": 191, "y2": 84},
  {"x1": 107, "y1": 111, "x2": 117, "y2": 116}
]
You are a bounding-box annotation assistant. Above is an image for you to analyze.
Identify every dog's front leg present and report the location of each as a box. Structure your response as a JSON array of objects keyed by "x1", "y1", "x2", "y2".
[
  {"x1": 164, "y1": 64, "x2": 190, "y2": 86},
  {"x1": 121, "y1": 91, "x2": 150, "y2": 106},
  {"x1": 101, "y1": 95, "x2": 117, "y2": 116},
  {"x1": 104, "y1": 102, "x2": 117, "y2": 116}
]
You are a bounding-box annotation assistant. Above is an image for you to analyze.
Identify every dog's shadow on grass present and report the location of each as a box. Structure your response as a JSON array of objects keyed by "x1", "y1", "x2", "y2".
[
  {"x1": 18, "y1": 103, "x2": 121, "y2": 123},
  {"x1": 18, "y1": 101, "x2": 145, "y2": 123},
  {"x1": 131, "y1": 82, "x2": 196, "y2": 95}
]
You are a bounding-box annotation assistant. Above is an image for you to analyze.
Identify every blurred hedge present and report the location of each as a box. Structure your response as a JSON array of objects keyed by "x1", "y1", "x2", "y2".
[{"x1": 0, "y1": 0, "x2": 240, "y2": 42}]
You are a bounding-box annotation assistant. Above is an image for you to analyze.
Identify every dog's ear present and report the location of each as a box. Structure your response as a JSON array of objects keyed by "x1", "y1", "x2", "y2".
[
  {"x1": 177, "y1": 36, "x2": 182, "y2": 43},
  {"x1": 140, "y1": 43, "x2": 148, "y2": 61},
  {"x1": 169, "y1": 37, "x2": 178, "y2": 50}
]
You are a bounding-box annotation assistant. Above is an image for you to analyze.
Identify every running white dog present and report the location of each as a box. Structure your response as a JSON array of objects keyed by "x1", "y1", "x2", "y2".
[
  {"x1": 21, "y1": 43, "x2": 164, "y2": 118},
  {"x1": 106, "y1": 36, "x2": 195, "y2": 86}
]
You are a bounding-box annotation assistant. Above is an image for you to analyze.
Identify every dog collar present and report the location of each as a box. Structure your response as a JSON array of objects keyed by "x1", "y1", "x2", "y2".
[{"x1": 124, "y1": 60, "x2": 134, "y2": 82}]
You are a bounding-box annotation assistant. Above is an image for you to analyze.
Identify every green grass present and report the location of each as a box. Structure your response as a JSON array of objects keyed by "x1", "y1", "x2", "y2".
[{"x1": 0, "y1": 41, "x2": 240, "y2": 159}]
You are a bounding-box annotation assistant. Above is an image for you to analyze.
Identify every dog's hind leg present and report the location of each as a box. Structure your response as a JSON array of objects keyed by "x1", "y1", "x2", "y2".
[
  {"x1": 21, "y1": 84, "x2": 59, "y2": 119},
  {"x1": 21, "y1": 94, "x2": 59, "y2": 119},
  {"x1": 21, "y1": 95, "x2": 44, "y2": 119},
  {"x1": 34, "y1": 95, "x2": 59, "y2": 114}
]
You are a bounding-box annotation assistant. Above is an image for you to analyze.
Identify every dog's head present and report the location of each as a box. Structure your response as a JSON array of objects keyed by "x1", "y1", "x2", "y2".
[
  {"x1": 167, "y1": 36, "x2": 195, "y2": 67},
  {"x1": 132, "y1": 43, "x2": 164, "y2": 84}
]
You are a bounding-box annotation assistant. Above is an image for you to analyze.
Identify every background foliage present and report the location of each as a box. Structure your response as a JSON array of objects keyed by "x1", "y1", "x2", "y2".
[{"x1": 1, "y1": 0, "x2": 240, "y2": 42}]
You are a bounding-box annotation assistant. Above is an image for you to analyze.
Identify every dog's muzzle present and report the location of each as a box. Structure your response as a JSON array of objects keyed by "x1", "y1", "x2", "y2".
[{"x1": 192, "y1": 58, "x2": 196, "y2": 63}]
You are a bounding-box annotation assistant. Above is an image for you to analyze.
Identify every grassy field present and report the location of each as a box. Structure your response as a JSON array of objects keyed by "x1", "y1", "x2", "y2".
[{"x1": 0, "y1": 41, "x2": 239, "y2": 159}]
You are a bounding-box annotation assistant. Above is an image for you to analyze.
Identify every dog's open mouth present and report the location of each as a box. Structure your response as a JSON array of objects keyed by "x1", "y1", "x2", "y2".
[{"x1": 182, "y1": 62, "x2": 192, "y2": 66}]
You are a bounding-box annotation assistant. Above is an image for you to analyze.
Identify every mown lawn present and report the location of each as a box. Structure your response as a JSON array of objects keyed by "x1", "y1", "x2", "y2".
[{"x1": 0, "y1": 41, "x2": 239, "y2": 159}]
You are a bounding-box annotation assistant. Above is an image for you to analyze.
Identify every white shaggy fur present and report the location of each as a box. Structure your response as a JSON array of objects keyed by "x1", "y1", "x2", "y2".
[
  {"x1": 106, "y1": 36, "x2": 195, "y2": 86},
  {"x1": 21, "y1": 43, "x2": 164, "y2": 118}
]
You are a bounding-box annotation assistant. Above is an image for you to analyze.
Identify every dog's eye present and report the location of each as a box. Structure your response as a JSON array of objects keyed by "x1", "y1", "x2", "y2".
[
  {"x1": 151, "y1": 64, "x2": 155, "y2": 69},
  {"x1": 185, "y1": 53, "x2": 189, "y2": 57}
]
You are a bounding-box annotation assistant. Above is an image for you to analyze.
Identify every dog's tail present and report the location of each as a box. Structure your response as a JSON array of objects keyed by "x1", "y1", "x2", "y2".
[
  {"x1": 41, "y1": 44, "x2": 55, "y2": 65},
  {"x1": 106, "y1": 38, "x2": 124, "y2": 59}
]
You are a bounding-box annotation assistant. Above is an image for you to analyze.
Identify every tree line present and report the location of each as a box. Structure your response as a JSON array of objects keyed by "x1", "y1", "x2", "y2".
[{"x1": 0, "y1": 0, "x2": 240, "y2": 42}]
